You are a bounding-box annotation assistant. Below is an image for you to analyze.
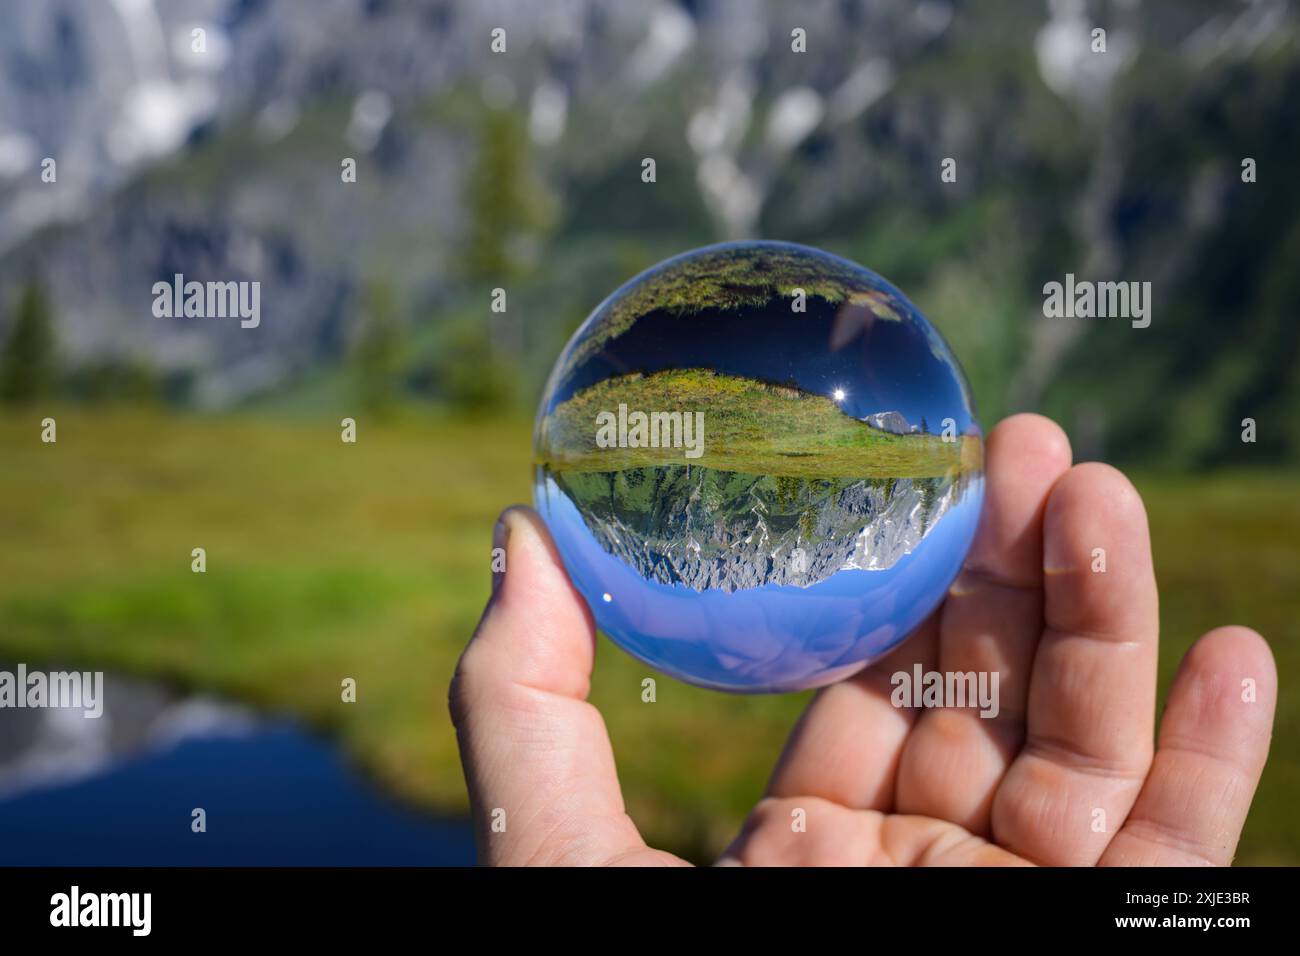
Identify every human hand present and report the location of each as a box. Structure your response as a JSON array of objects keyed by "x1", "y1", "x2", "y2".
[{"x1": 450, "y1": 414, "x2": 1276, "y2": 866}]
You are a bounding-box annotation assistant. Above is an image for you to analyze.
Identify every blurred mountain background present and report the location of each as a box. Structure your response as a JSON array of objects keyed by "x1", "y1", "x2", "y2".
[
  {"x1": 1, "y1": 0, "x2": 1298, "y2": 864},
  {"x1": 0, "y1": 0, "x2": 1296, "y2": 466}
]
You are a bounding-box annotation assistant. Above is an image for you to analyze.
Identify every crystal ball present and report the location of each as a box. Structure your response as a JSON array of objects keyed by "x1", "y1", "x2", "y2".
[{"x1": 534, "y1": 241, "x2": 984, "y2": 693}]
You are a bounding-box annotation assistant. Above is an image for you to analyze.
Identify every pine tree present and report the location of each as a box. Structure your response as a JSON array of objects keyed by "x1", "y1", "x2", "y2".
[
  {"x1": 462, "y1": 110, "x2": 550, "y2": 283},
  {"x1": 352, "y1": 279, "x2": 403, "y2": 415},
  {"x1": 919, "y1": 478, "x2": 939, "y2": 535},
  {"x1": 0, "y1": 282, "x2": 57, "y2": 404},
  {"x1": 461, "y1": 108, "x2": 554, "y2": 366}
]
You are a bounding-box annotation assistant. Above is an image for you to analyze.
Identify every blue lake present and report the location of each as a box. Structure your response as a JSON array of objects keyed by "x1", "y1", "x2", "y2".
[{"x1": 0, "y1": 722, "x2": 476, "y2": 866}]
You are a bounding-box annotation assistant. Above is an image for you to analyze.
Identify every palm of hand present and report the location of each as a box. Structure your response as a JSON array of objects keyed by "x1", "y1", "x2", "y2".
[{"x1": 451, "y1": 416, "x2": 1275, "y2": 867}]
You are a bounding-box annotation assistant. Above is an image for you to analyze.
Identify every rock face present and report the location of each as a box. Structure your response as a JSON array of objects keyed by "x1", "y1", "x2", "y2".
[
  {"x1": 551, "y1": 465, "x2": 961, "y2": 592},
  {"x1": 862, "y1": 410, "x2": 919, "y2": 435}
]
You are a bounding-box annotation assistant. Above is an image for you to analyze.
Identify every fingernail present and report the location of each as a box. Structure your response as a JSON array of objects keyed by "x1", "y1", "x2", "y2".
[{"x1": 491, "y1": 513, "x2": 511, "y2": 596}]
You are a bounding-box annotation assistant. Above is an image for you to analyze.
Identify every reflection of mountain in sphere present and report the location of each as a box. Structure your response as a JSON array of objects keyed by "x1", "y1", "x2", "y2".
[{"x1": 534, "y1": 241, "x2": 985, "y2": 693}]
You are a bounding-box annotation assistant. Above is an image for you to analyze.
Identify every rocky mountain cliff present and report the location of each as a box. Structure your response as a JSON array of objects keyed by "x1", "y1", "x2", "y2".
[
  {"x1": 551, "y1": 464, "x2": 961, "y2": 592},
  {"x1": 0, "y1": 0, "x2": 1143, "y2": 397},
  {"x1": 862, "y1": 410, "x2": 918, "y2": 435}
]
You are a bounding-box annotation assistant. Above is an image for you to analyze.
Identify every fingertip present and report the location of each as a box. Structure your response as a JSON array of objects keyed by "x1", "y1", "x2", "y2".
[
  {"x1": 1038, "y1": 462, "x2": 1156, "y2": 645},
  {"x1": 1043, "y1": 462, "x2": 1152, "y2": 573},
  {"x1": 496, "y1": 505, "x2": 562, "y2": 572},
  {"x1": 1048, "y1": 462, "x2": 1149, "y2": 531},
  {"x1": 988, "y1": 414, "x2": 1073, "y2": 475},
  {"x1": 1196, "y1": 624, "x2": 1274, "y2": 666},
  {"x1": 491, "y1": 505, "x2": 587, "y2": 615},
  {"x1": 494, "y1": 505, "x2": 556, "y2": 573},
  {"x1": 963, "y1": 413, "x2": 1072, "y2": 583},
  {"x1": 463, "y1": 504, "x2": 597, "y2": 701},
  {"x1": 1173, "y1": 625, "x2": 1278, "y2": 722}
]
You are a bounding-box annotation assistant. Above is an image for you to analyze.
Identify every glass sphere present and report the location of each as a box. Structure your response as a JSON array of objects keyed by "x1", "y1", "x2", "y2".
[{"x1": 534, "y1": 241, "x2": 984, "y2": 693}]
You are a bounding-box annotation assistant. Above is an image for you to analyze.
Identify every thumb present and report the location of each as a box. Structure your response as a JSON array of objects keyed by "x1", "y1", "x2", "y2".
[{"x1": 450, "y1": 506, "x2": 678, "y2": 866}]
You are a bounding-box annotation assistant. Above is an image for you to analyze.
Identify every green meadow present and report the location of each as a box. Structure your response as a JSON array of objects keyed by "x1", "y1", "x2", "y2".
[
  {"x1": 539, "y1": 368, "x2": 978, "y2": 478},
  {"x1": 0, "y1": 409, "x2": 1296, "y2": 864}
]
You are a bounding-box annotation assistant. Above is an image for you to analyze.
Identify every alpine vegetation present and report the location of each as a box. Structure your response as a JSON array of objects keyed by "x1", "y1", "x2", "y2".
[{"x1": 594, "y1": 403, "x2": 705, "y2": 460}]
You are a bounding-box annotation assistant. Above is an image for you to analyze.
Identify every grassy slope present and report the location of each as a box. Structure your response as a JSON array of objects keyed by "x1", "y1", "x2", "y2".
[
  {"x1": 539, "y1": 368, "x2": 977, "y2": 478},
  {"x1": 0, "y1": 409, "x2": 1296, "y2": 863},
  {"x1": 557, "y1": 242, "x2": 905, "y2": 381}
]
